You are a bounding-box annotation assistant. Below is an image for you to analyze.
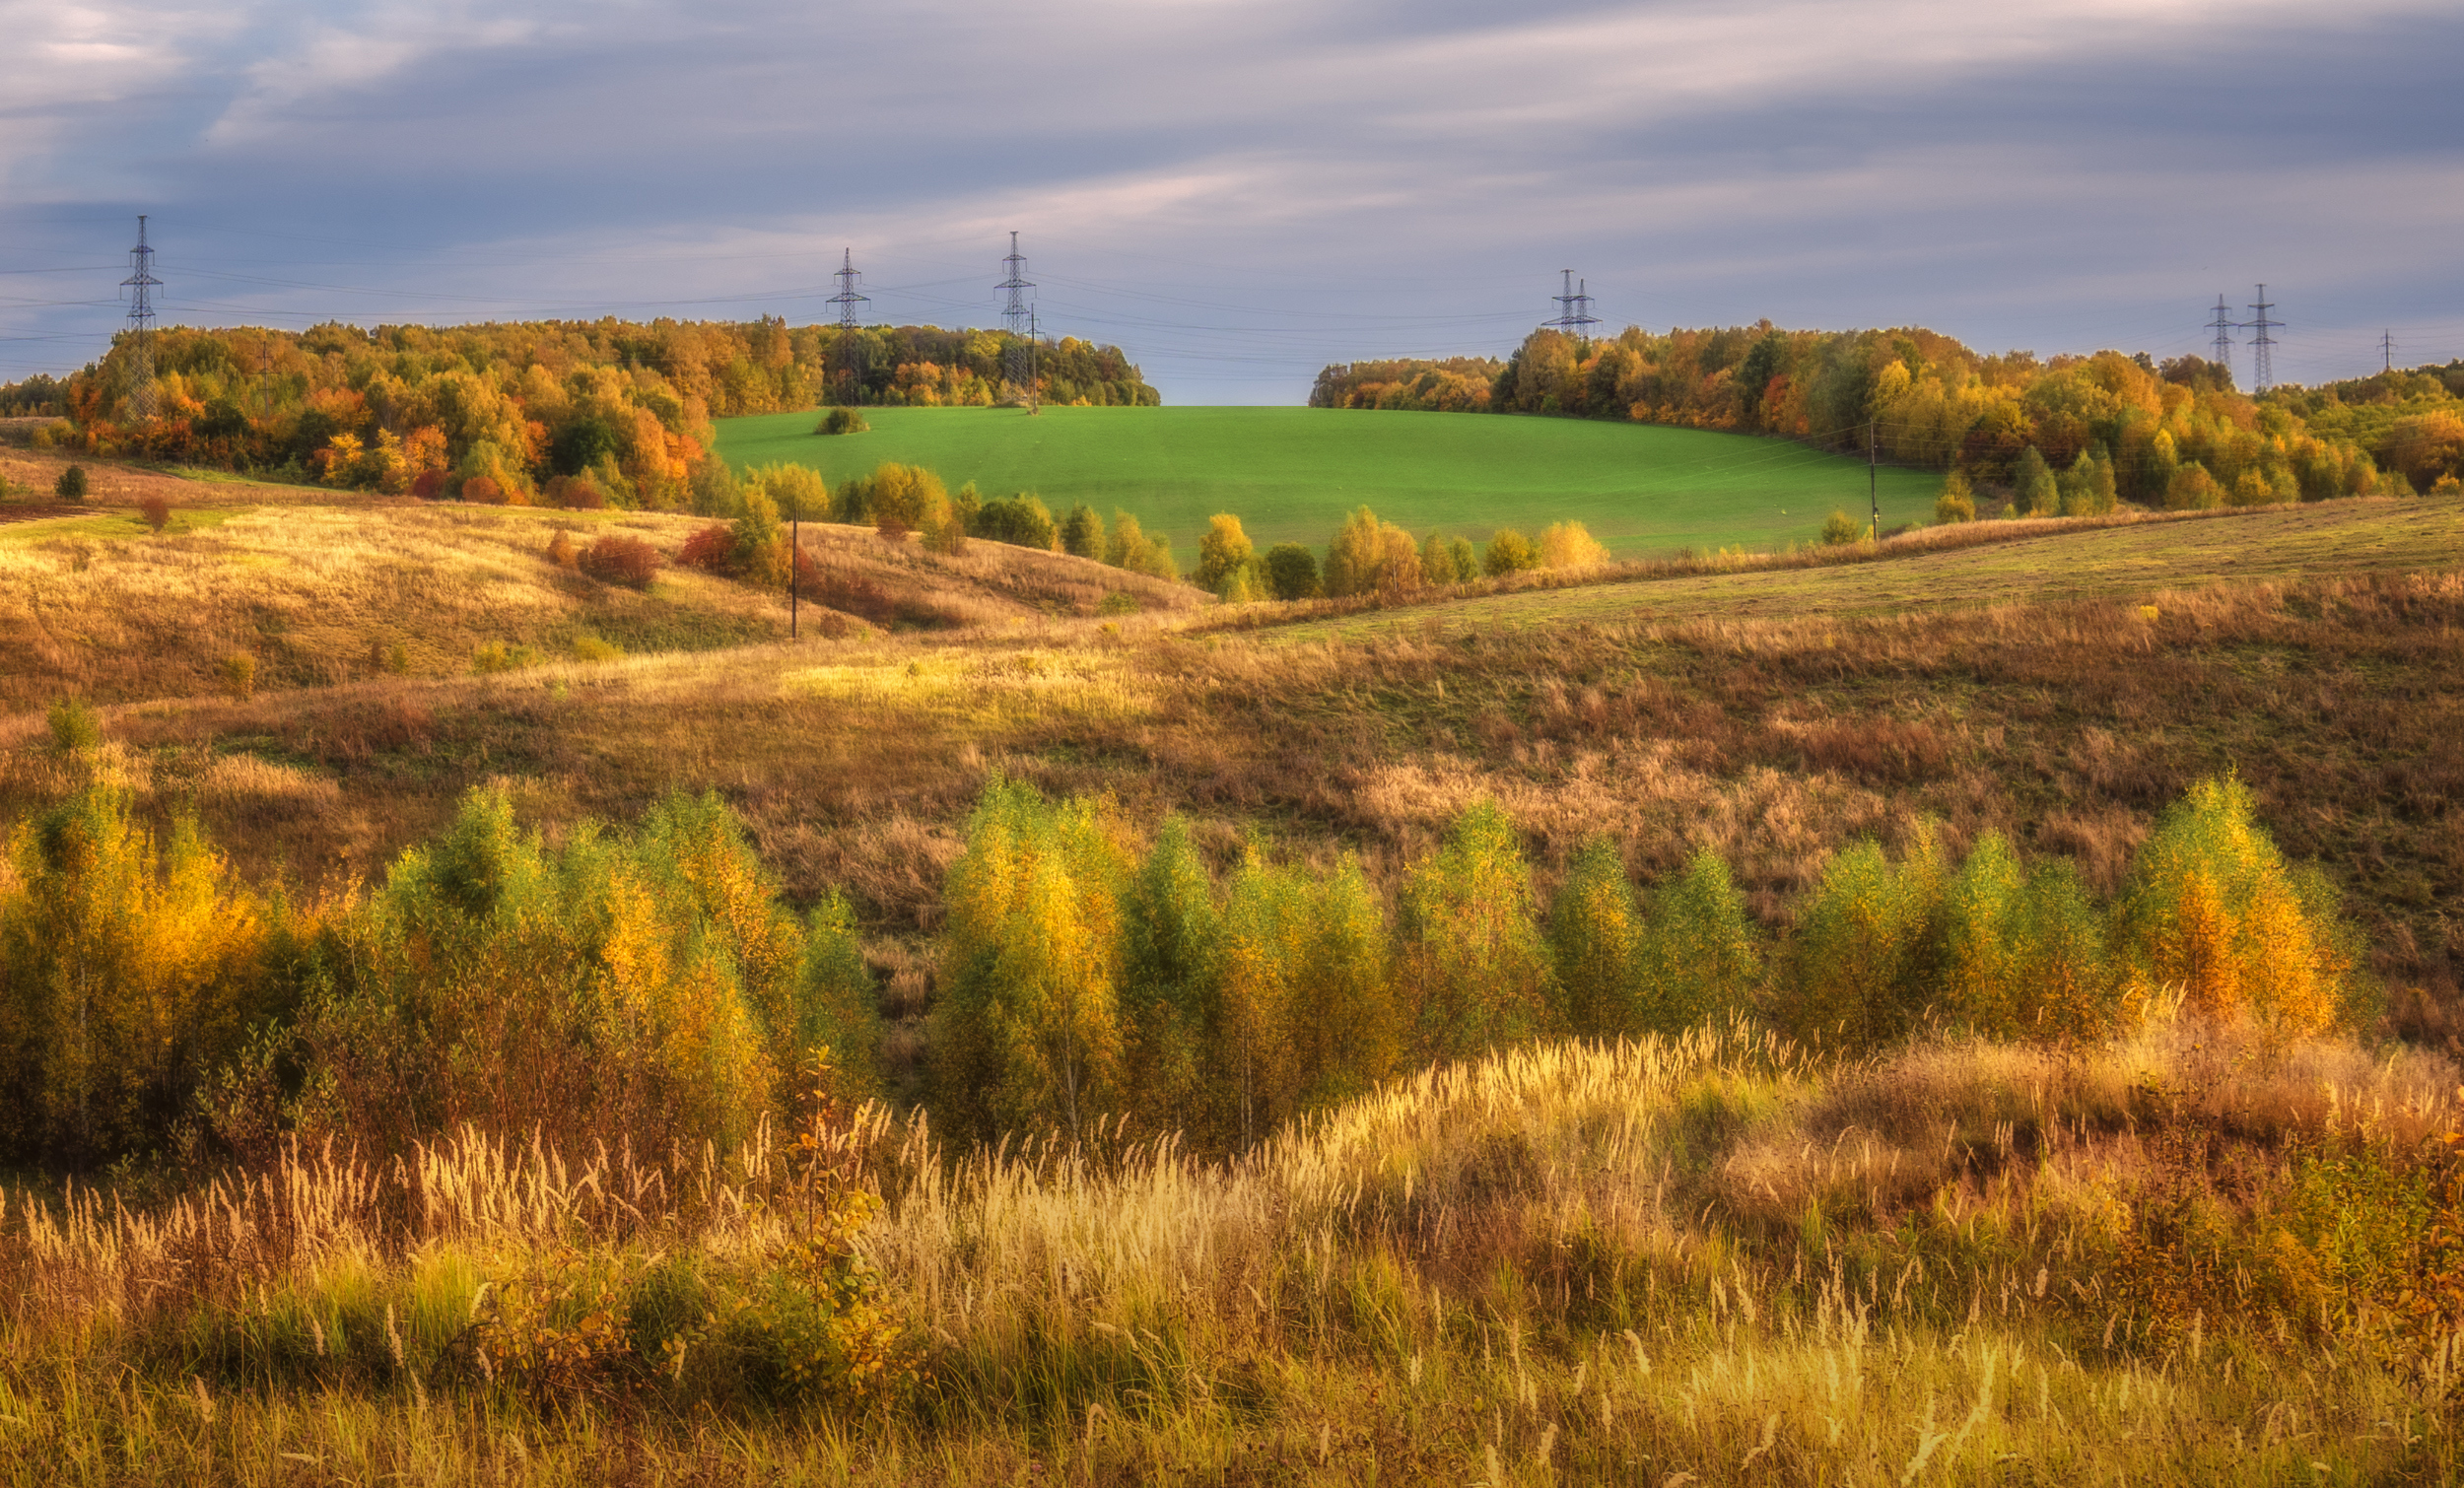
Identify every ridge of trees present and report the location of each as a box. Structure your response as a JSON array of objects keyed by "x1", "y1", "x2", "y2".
[
  {"x1": 0, "y1": 318, "x2": 1156, "y2": 503},
  {"x1": 1313, "y1": 329, "x2": 2464, "y2": 503}
]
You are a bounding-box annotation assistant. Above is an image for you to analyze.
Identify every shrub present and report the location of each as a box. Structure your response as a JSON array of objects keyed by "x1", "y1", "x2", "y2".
[
  {"x1": 748, "y1": 462, "x2": 832, "y2": 522},
  {"x1": 1538, "y1": 520, "x2": 1609, "y2": 570},
  {"x1": 1215, "y1": 565, "x2": 1263, "y2": 603},
  {"x1": 44, "y1": 698, "x2": 101, "y2": 755},
  {"x1": 1552, "y1": 837, "x2": 1642, "y2": 1038},
  {"x1": 461, "y1": 475, "x2": 505, "y2": 506},
  {"x1": 1060, "y1": 504, "x2": 1105, "y2": 559},
  {"x1": 1638, "y1": 846, "x2": 1761, "y2": 1032},
  {"x1": 410, "y1": 468, "x2": 448, "y2": 500},
  {"x1": 1421, "y1": 530, "x2": 1462, "y2": 585},
  {"x1": 1934, "y1": 469, "x2": 1976, "y2": 523},
  {"x1": 679, "y1": 524, "x2": 737, "y2": 574},
  {"x1": 1194, "y1": 513, "x2": 1256, "y2": 590},
  {"x1": 1097, "y1": 590, "x2": 1138, "y2": 617},
  {"x1": 1784, "y1": 834, "x2": 1945, "y2": 1052},
  {"x1": 2166, "y1": 462, "x2": 2224, "y2": 510},
  {"x1": 2014, "y1": 446, "x2": 2058, "y2": 515},
  {"x1": 1121, "y1": 817, "x2": 1221, "y2": 1139},
  {"x1": 2059, "y1": 450, "x2": 2118, "y2": 516},
  {"x1": 816, "y1": 407, "x2": 869, "y2": 436},
  {"x1": 1819, "y1": 509, "x2": 1865, "y2": 546},
  {"x1": 259, "y1": 787, "x2": 825, "y2": 1158},
  {"x1": 546, "y1": 529, "x2": 579, "y2": 569},
  {"x1": 921, "y1": 509, "x2": 967, "y2": 555},
  {"x1": 2436, "y1": 473, "x2": 2464, "y2": 496},
  {"x1": 138, "y1": 495, "x2": 171, "y2": 532},
  {"x1": 55, "y1": 464, "x2": 88, "y2": 502},
  {"x1": 2114, "y1": 775, "x2": 2357, "y2": 1037},
  {"x1": 931, "y1": 779, "x2": 1128, "y2": 1141},
  {"x1": 1932, "y1": 835, "x2": 2116, "y2": 1040},
  {"x1": 975, "y1": 494, "x2": 1060, "y2": 550},
  {"x1": 217, "y1": 653, "x2": 256, "y2": 701},
  {"x1": 1105, "y1": 511, "x2": 1179, "y2": 581},
  {"x1": 1399, "y1": 801, "x2": 1556, "y2": 1060},
  {"x1": 579, "y1": 535, "x2": 659, "y2": 589},
  {"x1": 1482, "y1": 528, "x2": 1538, "y2": 575},
  {"x1": 571, "y1": 634, "x2": 623, "y2": 662},
  {"x1": 1264, "y1": 542, "x2": 1321, "y2": 600},
  {"x1": 0, "y1": 785, "x2": 279, "y2": 1165},
  {"x1": 471, "y1": 641, "x2": 536, "y2": 673},
  {"x1": 543, "y1": 473, "x2": 608, "y2": 509}
]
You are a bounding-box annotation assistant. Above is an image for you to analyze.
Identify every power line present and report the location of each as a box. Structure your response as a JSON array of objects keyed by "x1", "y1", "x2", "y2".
[{"x1": 119, "y1": 215, "x2": 161, "y2": 422}]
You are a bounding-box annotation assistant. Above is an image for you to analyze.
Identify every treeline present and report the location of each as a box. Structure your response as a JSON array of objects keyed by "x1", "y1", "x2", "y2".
[
  {"x1": 0, "y1": 317, "x2": 1154, "y2": 501},
  {"x1": 1314, "y1": 327, "x2": 2464, "y2": 507},
  {"x1": 0, "y1": 730, "x2": 2358, "y2": 1170}
]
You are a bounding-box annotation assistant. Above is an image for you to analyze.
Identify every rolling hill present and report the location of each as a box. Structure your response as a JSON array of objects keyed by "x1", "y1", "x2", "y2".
[{"x1": 713, "y1": 405, "x2": 1945, "y2": 560}]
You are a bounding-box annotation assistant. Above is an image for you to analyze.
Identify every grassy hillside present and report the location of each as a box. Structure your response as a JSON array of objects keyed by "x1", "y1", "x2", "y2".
[{"x1": 714, "y1": 405, "x2": 1946, "y2": 560}]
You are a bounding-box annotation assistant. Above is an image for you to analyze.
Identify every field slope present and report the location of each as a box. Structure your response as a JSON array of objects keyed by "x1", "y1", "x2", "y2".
[{"x1": 714, "y1": 405, "x2": 1944, "y2": 559}]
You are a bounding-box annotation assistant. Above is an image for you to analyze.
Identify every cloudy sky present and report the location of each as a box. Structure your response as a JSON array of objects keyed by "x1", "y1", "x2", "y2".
[{"x1": 3, "y1": 0, "x2": 2459, "y2": 402}]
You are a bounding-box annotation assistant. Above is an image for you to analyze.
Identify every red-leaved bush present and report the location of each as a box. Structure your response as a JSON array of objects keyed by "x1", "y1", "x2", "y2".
[
  {"x1": 578, "y1": 535, "x2": 659, "y2": 589},
  {"x1": 462, "y1": 475, "x2": 505, "y2": 505},
  {"x1": 410, "y1": 468, "x2": 448, "y2": 500},
  {"x1": 545, "y1": 474, "x2": 607, "y2": 510},
  {"x1": 679, "y1": 525, "x2": 738, "y2": 575}
]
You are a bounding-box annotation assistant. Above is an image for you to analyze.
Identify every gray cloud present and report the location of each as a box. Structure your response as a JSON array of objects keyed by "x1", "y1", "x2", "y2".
[{"x1": 1, "y1": 0, "x2": 2457, "y2": 396}]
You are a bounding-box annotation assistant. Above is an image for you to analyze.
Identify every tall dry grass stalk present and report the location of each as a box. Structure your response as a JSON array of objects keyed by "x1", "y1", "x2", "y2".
[{"x1": 5, "y1": 1014, "x2": 2461, "y2": 1482}]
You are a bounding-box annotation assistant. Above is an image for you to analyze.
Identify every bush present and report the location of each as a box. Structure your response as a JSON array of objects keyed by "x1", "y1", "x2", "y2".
[
  {"x1": 55, "y1": 465, "x2": 88, "y2": 502},
  {"x1": 217, "y1": 653, "x2": 256, "y2": 701},
  {"x1": 1105, "y1": 511, "x2": 1179, "y2": 581},
  {"x1": 546, "y1": 529, "x2": 579, "y2": 569},
  {"x1": 1538, "y1": 520, "x2": 1609, "y2": 570},
  {"x1": 1552, "y1": 838, "x2": 1641, "y2": 1038},
  {"x1": 471, "y1": 641, "x2": 537, "y2": 673},
  {"x1": 543, "y1": 473, "x2": 607, "y2": 509},
  {"x1": 2114, "y1": 775, "x2": 2356, "y2": 1037},
  {"x1": 1060, "y1": 504, "x2": 1105, "y2": 559},
  {"x1": 1264, "y1": 542, "x2": 1320, "y2": 600},
  {"x1": 1819, "y1": 509, "x2": 1865, "y2": 546},
  {"x1": 1638, "y1": 847, "x2": 1761, "y2": 1032},
  {"x1": 1934, "y1": 470, "x2": 1975, "y2": 523},
  {"x1": 1785, "y1": 834, "x2": 1945, "y2": 1051},
  {"x1": 461, "y1": 475, "x2": 505, "y2": 506},
  {"x1": 975, "y1": 494, "x2": 1060, "y2": 551},
  {"x1": 1194, "y1": 513, "x2": 1256, "y2": 590},
  {"x1": 679, "y1": 524, "x2": 736, "y2": 574},
  {"x1": 0, "y1": 785, "x2": 278, "y2": 1165},
  {"x1": 1326, "y1": 507, "x2": 1423, "y2": 595},
  {"x1": 45, "y1": 698, "x2": 101, "y2": 755},
  {"x1": 579, "y1": 535, "x2": 659, "y2": 589},
  {"x1": 410, "y1": 468, "x2": 448, "y2": 500},
  {"x1": 571, "y1": 634, "x2": 623, "y2": 662},
  {"x1": 1398, "y1": 801, "x2": 1556, "y2": 1059},
  {"x1": 2165, "y1": 462, "x2": 2224, "y2": 510},
  {"x1": 138, "y1": 495, "x2": 171, "y2": 532},
  {"x1": 1482, "y1": 528, "x2": 1538, "y2": 575},
  {"x1": 816, "y1": 407, "x2": 869, "y2": 436}
]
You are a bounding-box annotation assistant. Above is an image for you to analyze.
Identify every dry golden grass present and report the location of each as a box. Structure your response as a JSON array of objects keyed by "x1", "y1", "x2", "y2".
[{"x1": 4, "y1": 1016, "x2": 2460, "y2": 1483}]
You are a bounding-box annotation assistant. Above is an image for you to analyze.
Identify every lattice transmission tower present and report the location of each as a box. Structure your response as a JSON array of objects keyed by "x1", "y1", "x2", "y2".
[
  {"x1": 825, "y1": 248, "x2": 869, "y2": 403},
  {"x1": 1545, "y1": 269, "x2": 1601, "y2": 338},
  {"x1": 998, "y1": 232, "x2": 1035, "y2": 404},
  {"x1": 2207, "y1": 296, "x2": 2236, "y2": 380},
  {"x1": 2244, "y1": 285, "x2": 2281, "y2": 393},
  {"x1": 2381, "y1": 330, "x2": 2397, "y2": 373},
  {"x1": 119, "y1": 215, "x2": 162, "y2": 422}
]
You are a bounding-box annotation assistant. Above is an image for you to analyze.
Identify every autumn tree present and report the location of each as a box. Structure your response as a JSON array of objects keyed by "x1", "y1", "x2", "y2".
[
  {"x1": 1398, "y1": 801, "x2": 1557, "y2": 1060},
  {"x1": 1194, "y1": 513, "x2": 1256, "y2": 591}
]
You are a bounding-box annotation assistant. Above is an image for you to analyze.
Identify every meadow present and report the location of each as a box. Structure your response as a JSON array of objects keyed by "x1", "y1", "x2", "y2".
[
  {"x1": 713, "y1": 405, "x2": 1947, "y2": 560},
  {"x1": 0, "y1": 445, "x2": 2461, "y2": 1482}
]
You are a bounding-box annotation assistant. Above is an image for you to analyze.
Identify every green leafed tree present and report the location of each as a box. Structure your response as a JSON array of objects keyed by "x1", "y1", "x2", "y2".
[
  {"x1": 1399, "y1": 801, "x2": 1557, "y2": 1060},
  {"x1": 932, "y1": 779, "x2": 1128, "y2": 1140}
]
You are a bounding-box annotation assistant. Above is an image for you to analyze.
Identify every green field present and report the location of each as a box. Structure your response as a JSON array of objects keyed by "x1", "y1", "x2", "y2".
[{"x1": 713, "y1": 405, "x2": 1944, "y2": 560}]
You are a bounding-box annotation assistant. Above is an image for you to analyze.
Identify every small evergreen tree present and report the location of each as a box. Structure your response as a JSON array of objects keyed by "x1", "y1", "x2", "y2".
[{"x1": 1061, "y1": 504, "x2": 1105, "y2": 559}]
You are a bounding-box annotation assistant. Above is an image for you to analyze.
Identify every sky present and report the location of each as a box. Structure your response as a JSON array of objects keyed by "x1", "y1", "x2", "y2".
[{"x1": 2, "y1": 0, "x2": 2459, "y2": 404}]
